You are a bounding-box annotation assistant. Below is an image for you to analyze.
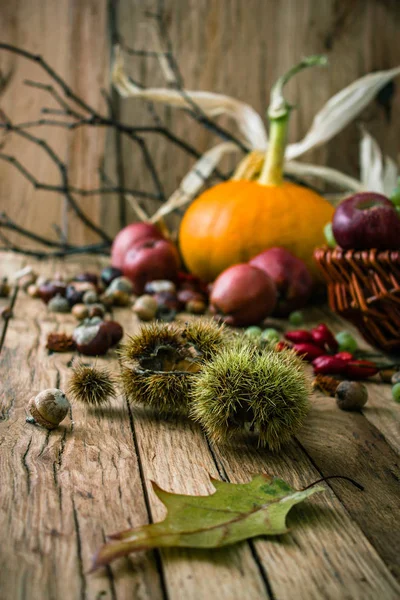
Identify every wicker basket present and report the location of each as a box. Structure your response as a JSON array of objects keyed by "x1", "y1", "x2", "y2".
[{"x1": 314, "y1": 247, "x2": 400, "y2": 354}]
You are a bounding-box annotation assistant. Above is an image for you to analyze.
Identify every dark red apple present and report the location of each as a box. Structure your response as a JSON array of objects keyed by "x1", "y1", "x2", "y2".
[
  {"x1": 122, "y1": 239, "x2": 181, "y2": 295},
  {"x1": 249, "y1": 247, "x2": 313, "y2": 317},
  {"x1": 209, "y1": 264, "x2": 277, "y2": 327},
  {"x1": 332, "y1": 192, "x2": 400, "y2": 250},
  {"x1": 111, "y1": 223, "x2": 164, "y2": 269}
]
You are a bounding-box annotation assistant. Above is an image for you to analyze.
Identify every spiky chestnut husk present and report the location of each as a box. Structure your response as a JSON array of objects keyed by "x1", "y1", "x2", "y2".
[
  {"x1": 190, "y1": 343, "x2": 310, "y2": 451},
  {"x1": 68, "y1": 362, "x2": 117, "y2": 406},
  {"x1": 119, "y1": 322, "x2": 203, "y2": 417},
  {"x1": 180, "y1": 319, "x2": 232, "y2": 362}
]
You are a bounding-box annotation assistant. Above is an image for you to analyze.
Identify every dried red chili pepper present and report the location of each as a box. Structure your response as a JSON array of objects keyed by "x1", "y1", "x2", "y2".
[
  {"x1": 292, "y1": 343, "x2": 326, "y2": 362},
  {"x1": 312, "y1": 324, "x2": 339, "y2": 353},
  {"x1": 334, "y1": 352, "x2": 354, "y2": 362},
  {"x1": 312, "y1": 355, "x2": 348, "y2": 375},
  {"x1": 285, "y1": 330, "x2": 313, "y2": 344},
  {"x1": 345, "y1": 360, "x2": 378, "y2": 380}
]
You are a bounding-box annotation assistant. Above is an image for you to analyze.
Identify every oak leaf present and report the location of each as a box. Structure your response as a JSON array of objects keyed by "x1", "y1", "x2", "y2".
[{"x1": 92, "y1": 474, "x2": 323, "y2": 569}]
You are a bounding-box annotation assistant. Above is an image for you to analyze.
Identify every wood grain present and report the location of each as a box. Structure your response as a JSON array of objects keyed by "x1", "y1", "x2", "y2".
[
  {"x1": 1, "y1": 0, "x2": 400, "y2": 243},
  {"x1": 1, "y1": 252, "x2": 400, "y2": 599}
]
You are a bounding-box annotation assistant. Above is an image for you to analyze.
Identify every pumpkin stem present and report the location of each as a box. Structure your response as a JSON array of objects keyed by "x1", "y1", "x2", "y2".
[{"x1": 258, "y1": 55, "x2": 327, "y2": 187}]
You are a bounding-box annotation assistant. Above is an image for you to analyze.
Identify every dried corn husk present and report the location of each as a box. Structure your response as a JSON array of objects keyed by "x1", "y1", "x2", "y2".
[{"x1": 112, "y1": 48, "x2": 400, "y2": 218}]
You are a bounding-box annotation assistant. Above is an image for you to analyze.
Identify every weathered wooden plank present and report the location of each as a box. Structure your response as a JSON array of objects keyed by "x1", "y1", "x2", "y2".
[
  {"x1": 211, "y1": 439, "x2": 400, "y2": 600},
  {"x1": 0, "y1": 256, "x2": 164, "y2": 600},
  {"x1": 113, "y1": 307, "x2": 271, "y2": 600}
]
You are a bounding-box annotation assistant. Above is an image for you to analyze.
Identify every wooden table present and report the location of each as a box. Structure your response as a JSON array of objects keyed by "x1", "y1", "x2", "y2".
[{"x1": 1, "y1": 251, "x2": 400, "y2": 600}]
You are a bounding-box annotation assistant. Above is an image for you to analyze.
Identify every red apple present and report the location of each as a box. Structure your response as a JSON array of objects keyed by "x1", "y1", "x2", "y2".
[
  {"x1": 122, "y1": 239, "x2": 181, "y2": 295},
  {"x1": 249, "y1": 247, "x2": 313, "y2": 317},
  {"x1": 332, "y1": 192, "x2": 400, "y2": 250},
  {"x1": 209, "y1": 264, "x2": 277, "y2": 327},
  {"x1": 111, "y1": 223, "x2": 164, "y2": 269}
]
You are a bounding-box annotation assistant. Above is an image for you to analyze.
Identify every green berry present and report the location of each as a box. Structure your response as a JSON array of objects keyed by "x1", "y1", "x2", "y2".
[
  {"x1": 335, "y1": 331, "x2": 358, "y2": 354},
  {"x1": 324, "y1": 222, "x2": 336, "y2": 248},
  {"x1": 260, "y1": 328, "x2": 280, "y2": 343},
  {"x1": 245, "y1": 326, "x2": 262, "y2": 339},
  {"x1": 392, "y1": 383, "x2": 400, "y2": 403},
  {"x1": 389, "y1": 179, "x2": 400, "y2": 207},
  {"x1": 288, "y1": 311, "x2": 304, "y2": 326}
]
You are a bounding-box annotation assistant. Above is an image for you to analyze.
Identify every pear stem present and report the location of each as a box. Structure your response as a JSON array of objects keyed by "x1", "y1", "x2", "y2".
[{"x1": 258, "y1": 55, "x2": 328, "y2": 187}]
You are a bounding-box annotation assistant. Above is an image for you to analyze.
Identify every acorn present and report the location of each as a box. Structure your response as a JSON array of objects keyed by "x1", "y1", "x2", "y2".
[
  {"x1": 27, "y1": 388, "x2": 70, "y2": 430},
  {"x1": 0, "y1": 278, "x2": 10, "y2": 298},
  {"x1": 190, "y1": 343, "x2": 310, "y2": 450},
  {"x1": 119, "y1": 322, "x2": 202, "y2": 416},
  {"x1": 73, "y1": 320, "x2": 112, "y2": 356},
  {"x1": 110, "y1": 290, "x2": 131, "y2": 307},
  {"x1": 335, "y1": 381, "x2": 368, "y2": 411},
  {"x1": 133, "y1": 295, "x2": 158, "y2": 321},
  {"x1": 83, "y1": 290, "x2": 99, "y2": 305},
  {"x1": 72, "y1": 303, "x2": 89, "y2": 320},
  {"x1": 48, "y1": 294, "x2": 71, "y2": 313},
  {"x1": 68, "y1": 362, "x2": 117, "y2": 406},
  {"x1": 102, "y1": 320, "x2": 124, "y2": 346},
  {"x1": 106, "y1": 276, "x2": 133, "y2": 295},
  {"x1": 101, "y1": 266, "x2": 123, "y2": 287}
]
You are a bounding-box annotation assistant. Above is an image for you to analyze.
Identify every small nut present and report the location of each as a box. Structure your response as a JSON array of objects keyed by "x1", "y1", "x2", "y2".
[
  {"x1": 133, "y1": 295, "x2": 157, "y2": 321},
  {"x1": 101, "y1": 266, "x2": 123, "y2": 287},
  {"x1": 102, "y1": 320, "x2": 124, "y2": 346},
  {"x1": 27, "y1": 284, "x2": 40, "y2": 298},
  {"x1": 88, "y1": 303, "x2": 106, "y2": 318},
  {"x1": 144, "y1": 280, "x2": 176, "y2": 295},
  {"x1": 83, "y1": 290, "x2": 99, "y2": 305},
  {"x1": 71, "y1": 303, "x2": 89, "y2": 320},
  {"x1": 73, "y1": 321, "x2": 111, "y2": 356},
  {"x1": 0, "y1": 278, "x2": 11, "y2": 298},
  {"x1": 48, "y1": 294, "x2": 71, "y2": 313},
  {"x1": 106, "y1": 276, "x2": 133, "y2": 295},
  {"x1": 186, "y1": 299, "x2": 207, "y2": 314},
  {"x1": 27, "y1": 388, "x2": 70, "y2": 429},
  {"x1": 38, "y1": 281, "x2": 67, "y2": 304},
  {"x1": 110, "y1": 290, "x2": 131, "y2": 307},
  {"x1": 391, "y1": 371, "x2": 400, "y2": 385},
  {"x1": 99, "y1": 293, "x2": 115, "y2": 309},
  {"x1": 335, "y1": 381, "x2": 368, "y2": 411}
]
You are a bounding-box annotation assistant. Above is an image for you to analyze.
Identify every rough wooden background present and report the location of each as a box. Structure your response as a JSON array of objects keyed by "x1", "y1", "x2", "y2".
[{"x1": 1, "y1": 0, "x2": 400, "y2": 245}]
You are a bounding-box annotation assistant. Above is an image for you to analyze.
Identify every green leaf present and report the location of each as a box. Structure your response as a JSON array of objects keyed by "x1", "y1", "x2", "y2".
[{"x1": 92, "y1": 474, "x2": 324, "y2": 569}]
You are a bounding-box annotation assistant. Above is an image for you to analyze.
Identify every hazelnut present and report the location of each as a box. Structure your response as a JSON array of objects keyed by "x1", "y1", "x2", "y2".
[
  {"x1": 144, "y1": 280, "x2": 176, "y2": 295},
  {"x1": 335, "y1": 381, "x2": 368, "y2": 411},
  {"x1": 38, "y1": 281, "x2": 67, "y2": 304},
  {"x1": 88, "y1": 303, "x2": 106, "y2": 318},
  {"x1": 27, "y1": 388, "x2": 70, "y2": 429},
  {"x1": 27, "y1": 284, "x2": 40, "y2": 298},
  {"x1": 133, "y1": 295, "x2": 158, "y2": 321},
  {"x1": 0, "y1": 278, "x2": 10, "y2": 298},
  {"x1": 71, "y1": 303, "x2": 89, "y2": 320},
  {"x1": 186, "y1": 299, "x2": 207, "y2": 314},
  {"x1": 83, "y1": 290, "x2": 99, "y2": 305},
  {"x1": 101, "y1": 266, "x2": 123, "y2": 287},
  {"x1": 102, "y1": 320, "x2": 124, "y2": 346},
  {"x1": 110, "y1": 290, "x2": 131, "y2": 307},
  {"x1": 106, "y1": 276, "x2": 133, "y2": 295},
  {"x1": 48, "y1": 294, "x2": 71, "y2": 313},
  {"x1": 73, "y1": 321, "x2": 111, "y2": 356}
]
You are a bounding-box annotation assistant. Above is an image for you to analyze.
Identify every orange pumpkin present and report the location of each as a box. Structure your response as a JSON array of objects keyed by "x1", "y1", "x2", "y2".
[{"x1": 179, "y1": 56, "x2": 333, "y2": 282}]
